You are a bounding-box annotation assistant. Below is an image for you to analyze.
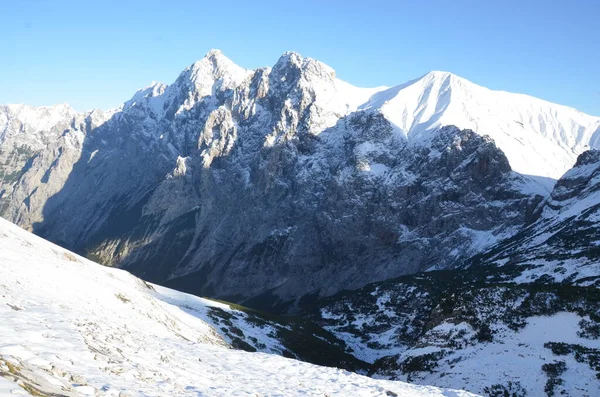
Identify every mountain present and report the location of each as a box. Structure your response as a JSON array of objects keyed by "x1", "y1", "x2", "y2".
[
  {"x1": 365, "y1": 71, "x2": 600, "y2": 180},
  {"x1": 2, "y1": 50, "x2": 600, "y2": 397},
  {"x1": 303, "y1": 151, "x2": 600, "y2": 396},
  {"x1": 463, "y1": 149, "x2": 600, "y2": 285},
  {"x1": 0, "y1": 216, "x2": 478, "y2": 397},
  {"x1": 1, "y1": 50, "x2": 600, "y2": 311}
]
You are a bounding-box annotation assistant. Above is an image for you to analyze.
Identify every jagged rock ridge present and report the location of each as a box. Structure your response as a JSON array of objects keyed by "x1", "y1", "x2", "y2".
[{"x1": 1, "y1": 50, "x2": 599, "y2": 310}]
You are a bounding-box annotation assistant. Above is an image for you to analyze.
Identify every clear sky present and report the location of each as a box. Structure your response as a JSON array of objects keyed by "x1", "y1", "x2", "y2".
[{"x1": 1, "y1": 0, "x2": 598, "y2": 115}]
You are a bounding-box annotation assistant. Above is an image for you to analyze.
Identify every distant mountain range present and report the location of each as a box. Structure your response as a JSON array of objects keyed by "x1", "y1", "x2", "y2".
[
  {"x1": 1, "y1": 50, "x2": 600, "y2": 396},
  {"x1": 1, "y1": 50, "x2": 600, "y2": 310},
  {"x1": 2, "y1": 50, "x2": 600, "y2": 311}
]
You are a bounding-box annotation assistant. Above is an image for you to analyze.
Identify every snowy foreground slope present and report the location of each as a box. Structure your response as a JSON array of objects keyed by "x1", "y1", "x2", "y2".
[
  {"x1": 0, "y1": 217, "x2": 476, "y2": 397},
  {"x1": 312, "y1": 266, "x2": 600, "y2": 397}
]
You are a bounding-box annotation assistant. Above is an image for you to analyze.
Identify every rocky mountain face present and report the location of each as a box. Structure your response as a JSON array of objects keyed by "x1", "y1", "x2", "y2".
[
  {"x1": 304, "y1": 152, "x2": 600, "y2": 396},
  {"x1": 139, "y1": 123, "x2": 543, "y2": 310},
  {"x1": 1, "y1": 50, "x2": 599, "y2": 311},
  {"x1": 463, "y1": 150, "x2": 600, "y2": 285}
]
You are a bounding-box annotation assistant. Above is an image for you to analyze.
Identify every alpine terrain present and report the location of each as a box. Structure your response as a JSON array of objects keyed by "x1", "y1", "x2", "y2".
[
  {"x1": 1, "y1": 50, "x2": 600, "y2": 396},
  {"x1": 0, "y1": 216, "x2": 478, "y2": 396},
  {"x1": 303, "y1": 149, "x2": 600, "y2": 396},
  {"x1": 2, "y1": 50, "x2": 599, "y2": 310}
]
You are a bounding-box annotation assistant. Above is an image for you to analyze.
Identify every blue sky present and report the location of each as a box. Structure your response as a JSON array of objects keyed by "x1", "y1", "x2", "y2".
[{"x1": 1, "y1": 0, "x2": 598, "y2": 115}]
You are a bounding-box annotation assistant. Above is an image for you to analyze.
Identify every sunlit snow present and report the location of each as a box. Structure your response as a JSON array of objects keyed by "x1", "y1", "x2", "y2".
[{"x1": 0, "y1": 217, "x2": 477, "y2": 397}]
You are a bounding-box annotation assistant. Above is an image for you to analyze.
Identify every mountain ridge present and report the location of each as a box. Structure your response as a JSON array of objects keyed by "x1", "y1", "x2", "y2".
[
  {"x1": 4, "y1": 49, "x2": 599, "y2": 179},
  {"x1": 0, "y1": 49, "x2": 598, "y2": 310}
]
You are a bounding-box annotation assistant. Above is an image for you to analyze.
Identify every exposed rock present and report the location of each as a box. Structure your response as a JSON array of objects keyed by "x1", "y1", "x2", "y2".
[{"x1": 3, "y1": 50, "x2": 598, "y2": 311}]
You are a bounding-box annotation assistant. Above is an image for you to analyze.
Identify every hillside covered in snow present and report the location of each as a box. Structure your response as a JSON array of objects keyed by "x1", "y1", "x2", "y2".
[
  {"x1": 309, "y1": 264, "x2": 600, "y2": 396},
  {"x1": 0, "y1": 217, "x2": 477, "y2": 396}
]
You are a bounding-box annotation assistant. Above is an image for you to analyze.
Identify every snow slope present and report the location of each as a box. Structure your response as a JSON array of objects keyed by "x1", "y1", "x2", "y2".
[
  {"x1": 415, "y1": 313, "x2": 600, "y2": 396},
  {"x1": 313, "y1": 266, "x2": 600, "y2": 397},
  {"x1": 0, "y1": 217, "x2": 477, "y2": 397},
  {"x1": 360, "y1": 71, "x2": 600, "y2": 179}
]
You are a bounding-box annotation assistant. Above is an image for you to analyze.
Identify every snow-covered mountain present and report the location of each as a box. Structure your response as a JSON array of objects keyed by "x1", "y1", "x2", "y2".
[
  {"x1": 0, "y1": 216, "x2": 477, "y2": 397},
  {"x1": 1, "y1": 50, "x2": 600, "y2": 397},
  {"x1": 363, "y1": 70, "x2": 600, "y2": 180},
  {"x1": 1, "y1": 50, "x2": 600, "y2": 309}
]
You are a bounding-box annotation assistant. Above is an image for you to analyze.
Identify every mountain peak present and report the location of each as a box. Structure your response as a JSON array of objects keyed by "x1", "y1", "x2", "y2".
[
  {"x1": 172, "y1": 50, "x2": 251, "y2": 98},
  {"x1": 357, "y1": 68, "x2": 600, "y2": 179},
  {"x1": 190, "y1": 49, "x2": 244, "y2": 76},
  {"x1": 272, "y1": 51, "x2": 336, "y2": 84},
  {"x1": 205, "y1": 48, "x2": 224, "y2": 58},
  {"x1": 123, "y1": 81, "x2": 168, "y2": 111},
  {"x1": 2, "y1": 102, "x2": 77, "y2": 123},
  {"x1": 422, "y1": 70, "x2": 455, "y2": 79},
  {"x1": 137, "y1": 81, "x2": 167, "y2": 97},
  {"x1": 417, "y1": 70, "x2": 470, "y2": 89},
  {"x1": 200, "y1": 49, "x2": 238, "y2": 68},
  {"x1": 277, "y1": 51, "x2": 304, "y2": 64}
]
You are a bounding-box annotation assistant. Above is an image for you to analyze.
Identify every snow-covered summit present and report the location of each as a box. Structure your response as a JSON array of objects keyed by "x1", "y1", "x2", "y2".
[
  {"x1": 0, "y1": 216, "x2": 477, "y2": 396},
  {"x1": 0, "y1": 103, "x2": 77, "y2": 135},
  {"x1": 122, "y1": 81, "x2": 168, "y2": 112},
  {"x1": 119, "y1": 51, "x2": 600, "y2": 179},
  {"x1": 359, "y1": 70, "x2": 600, "y2": 179},
  {"x1": 273, "y1": 51, "x2": 337, "y2": 81},
  {"x1": 179, "y1": 49, "x2": 252, "y2": 97},
  {"x1": 8, "y1": 50, "x2": 598, "y2": 180}
]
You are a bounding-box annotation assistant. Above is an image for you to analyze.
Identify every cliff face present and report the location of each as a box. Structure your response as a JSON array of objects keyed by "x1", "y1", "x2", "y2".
[{"x1": 463, "y1": 149, "x2": 600, "y2": 286}]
